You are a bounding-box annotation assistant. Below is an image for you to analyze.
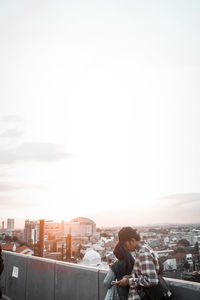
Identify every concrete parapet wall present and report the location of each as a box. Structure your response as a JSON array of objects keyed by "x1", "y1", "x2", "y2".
[
  {"x1": 165, "y1": 277, "x2": 200, "y2": 300},
  {"x1": 1, "y1": 251, "x2": 200, "y2": 300},
  {"x1": 26, "y1": 256, "x2": 55, "y2": 300}
]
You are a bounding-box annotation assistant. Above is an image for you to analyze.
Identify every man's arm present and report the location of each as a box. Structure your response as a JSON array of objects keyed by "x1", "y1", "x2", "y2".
[{"x1": 129, "y1": 252, "x2": 159, "y2": 289}]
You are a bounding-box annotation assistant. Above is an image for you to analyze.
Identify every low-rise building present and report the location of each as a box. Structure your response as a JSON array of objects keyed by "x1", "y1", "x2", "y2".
[
  {"x1": 173, "y1": 253, "x2": 186, "y2": 267},
  {"x1": 1, "y1": 243, "x2": 16, "y2": 252},
  {"x1": 15, "y1": 245, "x2": 33, "y2": 256},
  {"x1": 163, "y1": 258, "x2": 177, "y2": 271}
]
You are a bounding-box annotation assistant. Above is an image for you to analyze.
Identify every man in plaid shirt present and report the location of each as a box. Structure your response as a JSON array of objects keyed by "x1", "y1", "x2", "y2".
[{"x1": 116, "y1": 227, "x2": 160, "y2": 300}]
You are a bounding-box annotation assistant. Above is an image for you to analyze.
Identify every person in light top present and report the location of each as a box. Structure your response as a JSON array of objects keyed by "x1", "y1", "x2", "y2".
[{"x1": 104, "y1": 242, "x2": 135, "y2": 300}]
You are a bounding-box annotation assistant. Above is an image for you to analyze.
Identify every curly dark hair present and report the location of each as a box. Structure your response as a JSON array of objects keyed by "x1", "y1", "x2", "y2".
[{"x1": 118, "y1": 226, "x2": 140, "y2": 243}]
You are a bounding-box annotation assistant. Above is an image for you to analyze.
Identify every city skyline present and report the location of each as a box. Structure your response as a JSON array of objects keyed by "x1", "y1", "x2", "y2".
[
  {"x1": 1, "y1": 1, "x2": 200, "y2": 228},
  {"x1": 1, "y1": 215, "x2": 200, "y2": 230}
]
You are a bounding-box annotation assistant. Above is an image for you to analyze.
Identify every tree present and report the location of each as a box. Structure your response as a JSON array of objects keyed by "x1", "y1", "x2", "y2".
[
  {"x1": 184, "y1": 260, "x2": 190, "y2": 270},
  {"x1": 77, "y1": 244, "x2": 83, "y2": 259},
  {"x1": 100, "y1": 232, "x2": 110, "y2": 238},
  {"x1": 4, "y1": 235, "x2": 12, "y2": 242},
  {"x1": 173, "y1": 247, "x2": 186, "y2": 254},
  {"x1": 178, "y1": 239, "x2": 190, "y2": 247},
  {"x1": 12, "y1": 236, "x2": 18, "y2": 242},
  {"x1": 194, "y1": 242, "x2": 199, "y2": 254}
]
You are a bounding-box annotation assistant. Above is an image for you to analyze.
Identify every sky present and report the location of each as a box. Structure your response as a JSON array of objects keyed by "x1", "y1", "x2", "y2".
[{"x1": 0, "y1": 0, "x2": 200, "y2": 228}]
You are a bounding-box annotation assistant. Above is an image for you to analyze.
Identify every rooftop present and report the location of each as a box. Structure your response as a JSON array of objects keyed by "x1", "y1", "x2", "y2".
[{"x1": 1, "y1": 251, "x2": 200, "y2": 300}]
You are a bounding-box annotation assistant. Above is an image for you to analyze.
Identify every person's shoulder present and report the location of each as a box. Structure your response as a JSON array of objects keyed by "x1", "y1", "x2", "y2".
[
  {"x1": 138, "y1": 241, "x2": 150, "y2": 253},
  {"x1": 138, "y1": 242, "x2": 155, "y2": 257}
]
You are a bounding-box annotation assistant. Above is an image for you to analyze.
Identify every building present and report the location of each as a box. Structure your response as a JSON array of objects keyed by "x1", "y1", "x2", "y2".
[
  {"x1": 173, "y1": 253, "x2": 186, "y2": 267},
  {"x1": 156, "y1": 249, "x2": 174, "y2": 258},
  {"x1": 44, "y1": 220, "x2": 62, "y2": 240},
  {"x1": 0, "y1": 229, "x2": 13, "y2": 237},
  {"x1": 163, "y1": 258, "x2": 177, "y2": 271},
  {"x1": 24, "y1": 219, "x2": 63, "y2": 245},
  {"x1": 15, "y1": 245, "x2": 34, "y2": 256},
  {"x1": 7, "y1": 219, "x2": 14, "y2": 230},
  {"x1": 24, "y1": 219, "x2": 40, "y2": 246},
  {"x1": 193, "y1": 236, "x2": 200, "y2": 244},
  {"x1": 64, "y1": 217, "x2": 96, "y2": 238},
  {"x1": 12, "y1": 229, "x2": 24, "y2": 241},
  {"x1": 149, "y1": 239, "x2": 160, "y2": 248},
  {"x1": 164, "y1": 237, "x2": 170, "y2": 245},
  {"x1": 1, "y1": 243, "x2": 16, "y2": 252}
]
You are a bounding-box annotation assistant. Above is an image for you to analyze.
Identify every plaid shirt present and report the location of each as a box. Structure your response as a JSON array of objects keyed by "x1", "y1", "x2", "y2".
[{"x1": 128, "y1": 241, "x2": 160, "y2": 300}]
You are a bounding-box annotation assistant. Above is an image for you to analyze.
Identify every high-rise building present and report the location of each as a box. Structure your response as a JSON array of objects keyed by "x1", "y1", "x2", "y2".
[
  {"x1": 24, "y1": 219, "x2": 62, "y2": 256},
  {"x1": 24, "y1": 219, "x2": 40, "y2": 246},
  {"x1": 7, "y1": 218, "x2": 15, "y2": 230}
]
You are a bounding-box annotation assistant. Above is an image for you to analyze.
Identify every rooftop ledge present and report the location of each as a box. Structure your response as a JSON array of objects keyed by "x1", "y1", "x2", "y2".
[{"x1": 1, "y1": 251, "x2": 200, "y2": 300}]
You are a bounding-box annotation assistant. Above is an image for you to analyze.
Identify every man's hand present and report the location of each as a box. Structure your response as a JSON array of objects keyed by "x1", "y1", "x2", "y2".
[{"x1": 117, "y1": 277, "x2": 129, "y2": 287}]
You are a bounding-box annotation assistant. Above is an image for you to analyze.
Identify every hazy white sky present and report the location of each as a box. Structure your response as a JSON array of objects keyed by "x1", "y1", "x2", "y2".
[{"x1": 0, "y1": 0, "x2": 200, "y2": 228}]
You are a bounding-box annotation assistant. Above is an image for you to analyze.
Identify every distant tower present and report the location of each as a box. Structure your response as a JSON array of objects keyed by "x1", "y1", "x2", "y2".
[
  {"x1": 7, "y1": 218, "x2": 14, "y2": 230},
  {"x1": 66, "y1": 225, "x2": 71, "y2": 261},
  {"x1": 61, "y1": 220, "x2": 65, "y2": 237},
  {"x1": 39, "y1": 219, "x2": 45, "y2": 257},
  {"x1": 2, "y1": 221, "x2": 4, "y2": 230}
]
